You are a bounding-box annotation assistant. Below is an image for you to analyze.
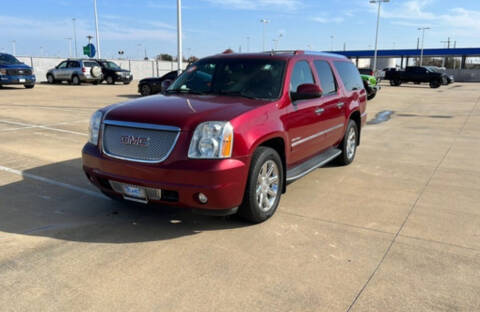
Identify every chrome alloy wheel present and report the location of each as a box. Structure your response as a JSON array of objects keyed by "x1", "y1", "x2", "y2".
[
  {"x1": 346, "y1": 127, "x2": 356, "y2": 160},
  {"x1": 255, "y1": 160, "x2": 280, "y2": 212}
]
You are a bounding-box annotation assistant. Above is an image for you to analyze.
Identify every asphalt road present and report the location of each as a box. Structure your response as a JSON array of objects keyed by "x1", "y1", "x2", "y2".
[{"x1": 1, "y1": 81, "x2": 479, "y2": 311}]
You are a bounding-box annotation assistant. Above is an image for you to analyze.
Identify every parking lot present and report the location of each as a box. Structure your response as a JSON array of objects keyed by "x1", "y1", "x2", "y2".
[{"x1": 1, "y1": 82, "x2": 479, "y2": 311}]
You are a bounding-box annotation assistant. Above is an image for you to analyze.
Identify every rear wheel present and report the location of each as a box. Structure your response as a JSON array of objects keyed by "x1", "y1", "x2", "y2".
[
  {"x1": 239, "y1": 147, "x2": 283, "y2": 223},
  {"x1": 336, "y1": 120, "x2": 358, "y2": 166},
  {"x1": 140, "y1": 84, "x2": 152, "y2": 96},
  {"x1": 430, "y1": 80, "x2": 441, "y2": 88},
  {"x1": 71, "y1": 75, "x2": 80, "y2": 85}
]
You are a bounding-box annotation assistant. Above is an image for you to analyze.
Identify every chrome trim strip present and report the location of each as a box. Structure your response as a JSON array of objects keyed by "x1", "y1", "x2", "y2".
[
  {"x1": 122, "y1": 195, "x2": 148, "y2": 204},
  {"x1": 101, "y1": 121, "x2": 181, "y2": 164},
  {"x1": 103, "y1": 120, "x2": 181, "y2": 132},
  {"x1": 291, "y1": 123, "x2": 344, "y2": 148},
  {"x1": 286, "y1": 150, "x2": 342, "y2": 182}
]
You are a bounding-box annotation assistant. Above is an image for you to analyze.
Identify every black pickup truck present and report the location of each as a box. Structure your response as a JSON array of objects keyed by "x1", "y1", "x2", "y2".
[{"x1": 385, "y1": 66, "x2": 448, "y2": 88}]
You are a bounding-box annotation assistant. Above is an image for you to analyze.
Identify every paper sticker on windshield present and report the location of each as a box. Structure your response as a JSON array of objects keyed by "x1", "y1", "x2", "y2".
[{"x1": 262, "y1": 64, "x2": 272, "y2": 70}]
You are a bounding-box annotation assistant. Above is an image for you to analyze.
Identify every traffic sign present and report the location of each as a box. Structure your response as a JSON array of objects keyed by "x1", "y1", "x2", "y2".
[{"x1": 83, "y1": 43, "x2": 96, "y2": 58}]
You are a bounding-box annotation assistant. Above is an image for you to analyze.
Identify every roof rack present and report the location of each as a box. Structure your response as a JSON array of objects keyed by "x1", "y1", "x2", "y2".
[
  {"x1": 261, "y1": 50, "x2": 304, "y2": 55},
  {"x1": 261, "y1": 50, "x2": 347, "y2": 59},
  {"x1": 304, "y1": 51, "x2": 347, "y2": 59}
]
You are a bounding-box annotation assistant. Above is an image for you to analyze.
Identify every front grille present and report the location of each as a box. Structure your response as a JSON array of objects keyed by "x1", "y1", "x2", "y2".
[
  {"x1": 7, "y1": 69, "x2": 32, "y2": 76},
  {"x1": 102, "y1": 121, "x2": 180, "y2": 163}
]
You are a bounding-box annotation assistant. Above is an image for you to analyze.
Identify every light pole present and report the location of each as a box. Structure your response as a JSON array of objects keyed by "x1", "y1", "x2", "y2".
[
  {"x1": 370, "y1": 0, "x2": 390, "y2": 73},
  {"x1": 260, "y1": 19, "x2": 270, "y2": 51},
  {"x1": 11, "y1": 40, "x2": 16, "y2": 56},
  {"x1": 330, "y1": 35, "x2": 334, "y2": 51},
  {"x1": 137, "y1": 43, "x2": 142, "y2": 60},
  {"x1": 65, "y1": 38, "x2": 72, "y2": 57},
  {"x1": 93, "y1": 0, "x2": 101, "y2": 58},
  {"x1": 177, "y1": 0, "x2": 183, "y2": 73},
  {"x1": 72, "y1": 18, "x2": 78, "y2": 57},
  {"x1": 418, "y1": 27, "x2": 430, "y2": 66}
]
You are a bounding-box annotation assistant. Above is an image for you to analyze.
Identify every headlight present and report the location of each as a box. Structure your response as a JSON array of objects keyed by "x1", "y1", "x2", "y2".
[
  {"x1": 88, "y1": 110, "x2": 103, "y2": 145},
  {"x1": 188, "y1": 121, "x2": 233, "y2": 159}
]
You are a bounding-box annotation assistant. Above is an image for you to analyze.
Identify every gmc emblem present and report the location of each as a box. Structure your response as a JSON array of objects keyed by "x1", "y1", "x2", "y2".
[{"x1": 120, "y1": 135, "x2": 150, "y2": 147}]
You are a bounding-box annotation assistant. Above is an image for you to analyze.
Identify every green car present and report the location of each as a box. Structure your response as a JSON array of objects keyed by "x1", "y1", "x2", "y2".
[{"x1": 361, "y1": 74, "x2": 380, "y2": 100}]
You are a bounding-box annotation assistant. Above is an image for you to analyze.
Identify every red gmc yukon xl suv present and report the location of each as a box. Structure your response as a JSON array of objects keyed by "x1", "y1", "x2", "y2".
[{"x1": 82, "y1": 51, "x2": 367, "y2": 223}]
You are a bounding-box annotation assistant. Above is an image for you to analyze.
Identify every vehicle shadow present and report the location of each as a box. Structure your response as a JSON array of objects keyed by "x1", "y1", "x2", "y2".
[
  {"x1": 0, "y1": 158, "x2": 248, "y2": 244},
  {"x1": 117, "y1": 94, "x2": 141, "y2": 99}
]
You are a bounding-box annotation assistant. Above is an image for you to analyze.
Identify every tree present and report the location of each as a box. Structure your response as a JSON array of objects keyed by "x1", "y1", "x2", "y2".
[{"x1": 156, "y1": 54, "x2": 173, "y2": 61}]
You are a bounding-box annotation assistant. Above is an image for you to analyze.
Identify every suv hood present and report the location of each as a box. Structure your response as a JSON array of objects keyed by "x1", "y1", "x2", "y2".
[
  {"x1": 0, "y1": 63, "x2": 31, "y2": 69},
  {"x1": 104, "y1": 95, "x2": 266, "y2": 131}
]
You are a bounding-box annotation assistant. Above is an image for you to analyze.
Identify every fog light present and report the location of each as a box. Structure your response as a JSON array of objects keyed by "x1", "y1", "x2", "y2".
[{"x1": 198, "y1": 193, "x2": 208, "y2": 204}]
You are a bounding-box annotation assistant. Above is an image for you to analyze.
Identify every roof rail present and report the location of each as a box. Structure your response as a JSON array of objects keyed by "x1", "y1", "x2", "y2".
[
  {"x1": 261, "y1": 50, "x2": 304, "y2": 55},
  {"x1": 304, "y1": 51, "x2": 347, "y2": 59}
]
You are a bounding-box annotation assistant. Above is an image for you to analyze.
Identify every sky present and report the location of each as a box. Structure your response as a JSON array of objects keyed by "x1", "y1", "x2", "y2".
[{"x1": 1, "y1": 0, "x2": 479, "y2": 59}]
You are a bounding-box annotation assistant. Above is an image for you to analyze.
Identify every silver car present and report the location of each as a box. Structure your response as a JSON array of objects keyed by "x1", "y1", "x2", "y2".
[{"x1": 46, "y1": 59, "x2": 103, "y2": 85}]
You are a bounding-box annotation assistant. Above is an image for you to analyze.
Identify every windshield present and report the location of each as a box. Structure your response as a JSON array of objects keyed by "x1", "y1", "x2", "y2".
[
  {"x1": 168, "y1": 58, "x2": 286, "y2": 100},
  {"x1": 0, "y1": 54, "x2": 22, "y2": 65},
  {"x1": 105, "y1": 61, "x2": 121, "y2": 70}
]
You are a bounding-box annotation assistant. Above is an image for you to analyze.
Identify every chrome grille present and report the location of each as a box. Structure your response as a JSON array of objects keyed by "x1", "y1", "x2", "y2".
[
  {"x1": 7, "y1": 69, "x2": 32, "y2": 76},
  {"x1": 102, "y1": 121, "x2": 180, "y2": 163}
]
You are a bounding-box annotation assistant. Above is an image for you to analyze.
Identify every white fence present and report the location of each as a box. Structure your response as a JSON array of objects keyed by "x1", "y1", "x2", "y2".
[{"x1": 16, "y1": 56, "x2": 183, "y2": 82}]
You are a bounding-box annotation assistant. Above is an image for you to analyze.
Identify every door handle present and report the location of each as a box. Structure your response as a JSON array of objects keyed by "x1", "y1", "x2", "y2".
[
  {"x1": 315, "y1": 108, "x2": 324, "y2": 115},
  {"x1": 336, "y1": 102, "x2": 345, "y2": 109}
]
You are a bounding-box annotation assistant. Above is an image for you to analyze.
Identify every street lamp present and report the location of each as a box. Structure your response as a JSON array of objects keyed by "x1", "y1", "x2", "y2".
[
  {"x1": 330, "y1": 35, "x2": 334, "y2": 51},
  {"x1": 260, "y1": 19, "x2": 270, "y2": 51},
  {"x1": 177, "y1": 0, "x2": 183, "y2": 73},
  {"x1": 370, "y1": 0, "x2": 390, "y2": 73},
  {"x1": 93, "y1": 0, "x2": 101, "y2": 58},
  {"x1": 72, "y1": 18, "x2": 78, "y2": 58},
  {"x1": 65, "y1": 38, "x2": 72, "y2": 57},
  {"x1": 418, "y1": 27, "x2": 431, "y2": 66},
  {"x1": 11, "y1": 40, "x2": 16, "y2": 56}
]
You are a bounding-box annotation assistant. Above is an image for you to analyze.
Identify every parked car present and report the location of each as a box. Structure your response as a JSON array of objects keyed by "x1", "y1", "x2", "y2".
[
  {"x1": 46, "y1": 59, "x2": 103, "y2": 85},
  {"x1": 96, "y1": 59, "x2": 133, "y2": 85},
  {"x1": 138, "y1": 70, "x2": 178, "y2": 96},
  {"x1": 82, "y1": 51, "x2": 367, "y2": 223},
  {"x1": 426, "y1": 66, "x2": 454, "y2": 85},
  {"x1": 385, "y1": 66, "x2": 447, "y2": 88},
  {"x1": 0, "y1": 53, "x2": 36, "y2": 89},
  {"x1": 361, "y1": 74, "x2": 380, "y2": 100},
  {"x1": 358, "y1": 68, "x2": 382, "y2": 83}
]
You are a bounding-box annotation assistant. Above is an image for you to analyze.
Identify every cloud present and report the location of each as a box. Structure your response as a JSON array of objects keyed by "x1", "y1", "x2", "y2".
[
  {"x1": 312, "y1": 16, "x2": 344, "y2": 24},
  {"x1": 201, "y1": 0, "x2": 302, "y2": 10}
]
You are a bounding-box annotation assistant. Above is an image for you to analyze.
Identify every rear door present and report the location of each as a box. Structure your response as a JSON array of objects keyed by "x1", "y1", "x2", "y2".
[{"x1": 67, "y1": 61, "x2": 80, "y2": 79}]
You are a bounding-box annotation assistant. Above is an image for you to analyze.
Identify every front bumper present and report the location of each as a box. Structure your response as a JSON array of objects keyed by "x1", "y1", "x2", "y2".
[
  {"x1": 116, "y1": 74, "x2": 133, "y2": 83},
  {"x1": 0, "y1": 75, "x2": 36, "y2": 85},
  {"x1": 82, "y1": 143, "x2": 249, "y2": 212}
]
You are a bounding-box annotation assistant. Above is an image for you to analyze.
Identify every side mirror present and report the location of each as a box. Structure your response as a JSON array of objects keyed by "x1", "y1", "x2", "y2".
[
  {"x1": 291, "y1": 83, "x2": 322, "y2": 101},
  {"x1": 161, "y1": 79, "x2": 173, "y2": 93}
]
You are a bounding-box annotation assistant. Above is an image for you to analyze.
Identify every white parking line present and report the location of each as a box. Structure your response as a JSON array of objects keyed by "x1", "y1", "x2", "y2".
[
  {"x1": 0, "y1": 165, "x2": 108, "y2": 200},
  {"x1": 0, "y1": 119, "x2": 87, "y2": 136}
]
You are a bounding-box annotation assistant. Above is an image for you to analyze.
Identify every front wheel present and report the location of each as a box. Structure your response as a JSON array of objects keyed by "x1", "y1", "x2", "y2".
[
  {"x1": 239, "y1": 147, "x2": 284, "y2": 223},
  {"x1": 47, "y1": 74, "x2": 55, "y2": 84},
  {"x1": 367, "y1": 90, "x2": 377, "y2": 100},
  {"x1": 106, "y1": 76, "x2": 115, "y2": 85},
  {"x1": 336, "y1": 120, "x2": 358, "y2": 166},
  {"x1": 430, "y1": 80, "x2": 441, "y2": 88},
  {"x1": 24, "y1": 84, "x2": 35, "y2": 89},
  {"x1": 140, "y1": 84, "x2": 152, "y2": 96}
]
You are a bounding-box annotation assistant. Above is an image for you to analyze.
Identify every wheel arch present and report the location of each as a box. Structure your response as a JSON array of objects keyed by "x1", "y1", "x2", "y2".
[{"x1": 348, "y1": 110, "x2": 362, "y2": 146}]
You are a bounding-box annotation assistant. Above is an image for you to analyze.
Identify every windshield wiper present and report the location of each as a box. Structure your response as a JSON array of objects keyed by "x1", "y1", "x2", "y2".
[
  {"x1": 166, "y1": 89, "x2": 208, "y2": 95},
  {"x1": 215, "y1": 90, "x2": 262, "y2": 100}
]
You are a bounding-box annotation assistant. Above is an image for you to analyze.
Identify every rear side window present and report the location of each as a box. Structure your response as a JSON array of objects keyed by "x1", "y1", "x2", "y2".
[
  {"x1": 313, "y1": 60, "x2": 337, "y2": 95},
  {"x1": 333, "y1": 61, "x2": 363, "y2": 92},
  {"x1": 290, "y1": 61, "x2": 314, "y2": 92},
  {"x1": 83, "y1": 61, "x2": 98, "y2": 67}
]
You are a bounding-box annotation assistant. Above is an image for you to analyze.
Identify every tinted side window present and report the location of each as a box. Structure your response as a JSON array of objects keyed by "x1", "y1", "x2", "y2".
[
  {"x1": 68, "y1": 61, "x2": 80, "y2": 68},
  {"x1": 290, "y1": 61, "x2": 314, "y2": 92},
  {"x1": 165, "y1": 71, "x2": 177, "y2": 80},
  {"x1": 333, "y1": 61, "x2": 363, "y2": 92},
  {"x1": 313, "y1": 60, "x2": 337, "y2": 95}
]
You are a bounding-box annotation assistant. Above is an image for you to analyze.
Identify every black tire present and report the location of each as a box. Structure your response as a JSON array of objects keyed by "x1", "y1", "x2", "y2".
[
  {"x1": 430, "y1": 80, "x2": 441, "y2": 88},
  {"x1": 394, "y1": 80, "x2": 402, "y2": 86},
  {"x1": 47, "y1": 74, "x2": 55, "y2": 84},
  {"x1": 71, "y1": 75, "x2": 80, "y2": 85},
  {"x1": 140, "y1": 84, "x2": 152, "y2": 96},
  {"x1": 92, "y1": 80, "x2": 99, "y2": 85},
  {"x1": 24, "y1": 84, "x2": 35, "y2": 89},
  {"x1": 123, "y1": 81, "x2": 131, "y2": 85},
  {"x1": 367, "y1": 90, "x2": 377, "y2": 100},
  {"x1": 336, "y1": 120, "x2": 358, "y2": 166},
  {"x1": 106, "y1": 76, "x2": 115, "y2": 85},
  {"x1": 238, "y1": 147, "x2": 284, "y2": 223}
]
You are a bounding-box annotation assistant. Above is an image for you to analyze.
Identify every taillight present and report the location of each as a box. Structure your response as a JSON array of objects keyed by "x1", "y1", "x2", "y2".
[{"x1": 82, "y1": 67, "x2": 86, "y2": 73}]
